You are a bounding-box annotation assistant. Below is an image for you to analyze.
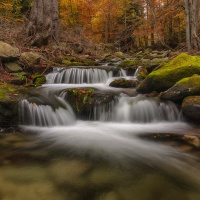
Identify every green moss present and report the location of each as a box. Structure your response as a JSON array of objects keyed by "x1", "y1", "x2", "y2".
[
  {"x1": 137, "y1": 54, "x2": 200, "y2": 93},
  {"x1": 0, "y1": 82, "x2": 17, "y2": 100},
  {"x1": 176, "y1": 74, "x2": 200, "y2": 86},
  {"x1": 67, "y1": 88, "x2": 94, "y2": 112},
  {"x1": 32, "y1": 74, "x2": 46, "y2": 86},
  {"x1": 62, "y1": 60, "x2": 83, "y2": 66}
]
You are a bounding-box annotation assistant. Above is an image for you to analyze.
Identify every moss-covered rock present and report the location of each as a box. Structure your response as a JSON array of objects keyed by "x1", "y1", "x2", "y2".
[
  {"x1": 118, "y1": 59, "x2": 143, "y2": 68},
  {"x1": 66, "y1": 88, "x2": 116, "y2": 117},
  {"x1": 0, "y1": 82, "x2": 27, "y2": 127},
  {"x1": 161, "y1": 74, "x2": 200, "y2": 101},
  {"x1": 109, "y1": 78, "x2": 138, "y2": 88},
  {"x1": 32, "y1": 74, "x2": 46, "y2": 86},
  {"x1": 137, "y1": 54, "x2": 200, "y2": 94},
  {"x1": 182, "y1": 96, "x2": 200, "y2": 123}
]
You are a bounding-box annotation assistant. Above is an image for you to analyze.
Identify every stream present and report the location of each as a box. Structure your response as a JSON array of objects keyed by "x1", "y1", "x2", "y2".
[{"x1": 0, "y1": 66, "x2": 200, "y2": 200}]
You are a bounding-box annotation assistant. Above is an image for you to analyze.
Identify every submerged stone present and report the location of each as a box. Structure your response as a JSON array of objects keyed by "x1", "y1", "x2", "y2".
[{"x1": 137, "y1": 54, "x2": 200, "y2": 93}]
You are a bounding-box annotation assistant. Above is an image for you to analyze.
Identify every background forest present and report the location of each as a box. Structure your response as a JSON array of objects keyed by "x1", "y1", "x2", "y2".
[{"x1": 0, "y1": 0, "x2": 199, "y2": 54}]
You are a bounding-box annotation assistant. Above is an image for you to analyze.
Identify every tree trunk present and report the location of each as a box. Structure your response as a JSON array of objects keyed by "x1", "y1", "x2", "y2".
[
  {"x1": 184, "y1": 0, "x2": 199, "y2": 52},
  {"x1": 26, "y1": 0, "x2": 59, "y2": 47}
]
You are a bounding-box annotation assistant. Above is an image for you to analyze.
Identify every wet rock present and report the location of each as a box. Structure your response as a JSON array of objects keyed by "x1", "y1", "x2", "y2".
[
  {"x1": 9, "y1": 77, "x2": 26, "y2": 86},
  {"x1": 66, "y1": 88, "x2": 117, "y2": 117},
  {"x1": 3, "y1": 62, "x2": 23, "y2": 73},
  {"x1": 182, "y1": 96, "x2": 200, "y2": 123},
  {"x1": 161, "y1": 74, "x2": 200, "y2": 101},
  {"x1": 109, "y1": 78, "x2": 138, "y2": 88},
  {"x1": 182, "y1": 135, "x2": 200, "y2": 148},
  {"x1": 32, "y1": 74, "x2": 46, "y2": 86},
  {"x1": 0, "y1": 82, "x2": 27, "y2": 127},
  {"x1": 0, "y1": 41, "x2": 20, "y2": 61},
  {"x1": 137, "y1": 54, "x2": 200, "y2": 94}
]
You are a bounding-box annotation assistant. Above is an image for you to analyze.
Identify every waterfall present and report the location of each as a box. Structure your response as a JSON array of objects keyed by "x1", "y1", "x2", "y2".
[
  {"x1": 46, "y1": 67, "x2": 126, "y2": 84},
  {"x1": 90, "y1": 95, "x2": 183, "y2": 123},
  {"x1": 19, "y1": 97, "x2": 76, "y2": 126}
]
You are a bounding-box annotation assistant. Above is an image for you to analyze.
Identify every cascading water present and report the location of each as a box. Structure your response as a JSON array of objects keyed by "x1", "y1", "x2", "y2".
[
  {"x1": 12, "y1": 65, "x2": 200, "y2": 200},
  {"x1": 46, "y1": 67, "x2": 126, "y2": 84},
  {"x1": 20, "y1": 97, "x2": 76, "y2": 126},
  {"x1": 91, "y1": 95, "x2": 183, "y2": 122}
]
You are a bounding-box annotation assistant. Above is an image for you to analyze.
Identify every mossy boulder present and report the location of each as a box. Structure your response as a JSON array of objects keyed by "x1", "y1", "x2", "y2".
[
  {"x1": 66, "y1": 88, "x2": 116, "y2": 117},
  {"x1": 0, "y1": 82, "x2": 27, "y2": 127},
  {"x1": 118, "y1": 59, "x2": 144, "y2": 68},
  {"x1": 109, "y1": 78, "x2": 138, "y2": 88},
  {"x1": 118, "y1": 60, "x2": 145, "y2": 75},
  {"x1": 32, "y1": 74, "x2": 46, "y2": 86},
  {"x1": 0, "y1": 41, "x2": 20, "y2": 61},
  {"x1": 181, "y1": 96, "x2": 200, "y2": 123},
  {"x1": 161, "y1": 75, "x2": 200, "y2": 101},
  {"x1": 3, "y1": 62, "x2": 23, "y2": 73},
  {"x1": 137, "y1": 54, "x2": 200, "y2": 94}
]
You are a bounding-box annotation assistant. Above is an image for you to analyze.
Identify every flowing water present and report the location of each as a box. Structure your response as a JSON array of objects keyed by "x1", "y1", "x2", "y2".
[{"x1": 1, "y1": 66, "x2": 200, "y2": 200}]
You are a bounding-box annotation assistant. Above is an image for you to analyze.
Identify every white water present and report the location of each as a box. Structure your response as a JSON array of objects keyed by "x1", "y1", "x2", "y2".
[
  {"x1": 17, "y1": 66, "x2": 200, "y2": 199},
  {"x1": 46, "y1": 67, "x2": 126, "y2": 84}
]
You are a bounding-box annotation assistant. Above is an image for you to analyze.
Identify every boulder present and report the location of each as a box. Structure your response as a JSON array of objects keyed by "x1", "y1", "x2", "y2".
[
  {"x1": 181, "y1": 96, "x2": 200, "y2": 123},
  {"x1": 161, "y1": 75, "x2": 200, "y2": 101},
  {"x1": 3, "y1": 62, "x2": 23, "y2": 73},
  {"x1": 146, "y1": 57, "x2": 169, "y2": 73},
  {"x1": 0, "y1": 41, "x2": 20, "y2": 61},
  {"x1": 65, "y1": 88, "x2": 117, "y2": 118},
  {"x1": 20, "y1": 52, "x2": 41, "y2": 65},
  {"x1": 137, "y1": 54, "x2": 200, "y2": 94},
  {"x1": 109, "y1": 78, "x2": 138, "y2": 88},
  {"x1": 0, "y1": 82, "x2": 26, "y2": 127},
  {"x1": 32, "y1": 74, "x2": 46, "y2": 86}
]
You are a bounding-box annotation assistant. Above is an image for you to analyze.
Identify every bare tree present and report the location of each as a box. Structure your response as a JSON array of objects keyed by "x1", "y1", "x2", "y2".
[
  {"x1": 26, "y1": 0, "x2": 59, "y2": 47},
  {"x1": 184, "y1": 0, "x2": 200, "y2": 52}
]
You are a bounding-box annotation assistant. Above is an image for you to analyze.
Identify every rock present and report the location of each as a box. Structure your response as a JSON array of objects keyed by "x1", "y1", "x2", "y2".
[
  {"x1": 0, "y1": 41, "x2": 20, "y2": 61},
  {"x1": 3, "y1": 62, "x2": 23, "y2": 73},
  {"x1": 137, "y1": 53, "x2": 200, "y2": 94},
  {"x1": 182, "y1": 135, "x2": 200, "y2": 148},
  {"x1": 32, "y1": 74, "x2": 46, "y2": 86},
  {"x1": 66, "y1": 88, "x2": 117, "y2": 117},
  {"x1": 0, "y1": 82, "x2": 27, "y2": 127},
  {"x1": 146, "y1": 57, "x2": 169, "y2": 73},
  {"x1": 181, "y1": 96, "x2": 200, "y2": 123},
  {"x1": 118, "y1": 59, "x2": 145, "y2": 75},
  {"x1": 9, "y1": 77, "x2": 26, "y2": 85},
  {"x1": 20, "y1": 52, "x2": 42, "y2": 65},
  {"x1": 109, "y1": 78, "x2": 138, "y2": 88},
  {"x1": 0, "y1": 99, "x2": 19, "y2": 127},
  {"x1": 161, "y1": 74, "x2": 200, "y2": 101}
]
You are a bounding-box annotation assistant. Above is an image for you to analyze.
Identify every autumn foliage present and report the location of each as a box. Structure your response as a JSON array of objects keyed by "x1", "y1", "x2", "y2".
[{"x1": 0, "y1": 0, "x2": 198, "y2": 51}]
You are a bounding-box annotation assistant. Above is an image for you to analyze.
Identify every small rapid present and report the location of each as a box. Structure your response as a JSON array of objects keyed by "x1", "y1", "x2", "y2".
[{"x1": 46, "y1": 67, "x2": 126, "y2": 84}]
